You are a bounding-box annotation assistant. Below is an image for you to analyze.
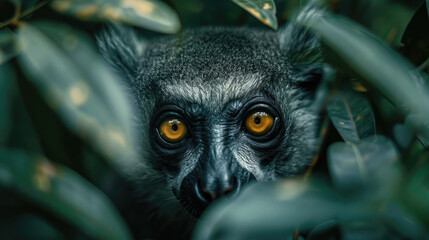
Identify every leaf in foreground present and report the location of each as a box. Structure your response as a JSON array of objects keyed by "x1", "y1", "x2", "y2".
[
  {"x1": 231, "y1": 0, "x2": 277, "y2": 30},
  {"x1": 328, "y1": 135, "x2": 400, "y2": 195},
  {"x1": 17, "y1": 22, "x2": 137, "y2": 167},
  {"x1": 327, "y1": 91, "x2": 376, "y2": 144},
  {"x1": 0, "y1": 150, "x2": 132, "y2": 240},
  {"x1": 193, "y1": 180, "x2": 345, "y2": 240},
  {"x1": 300, "y1": 12, "x2": 429, "y2": 141},
  {"x1": 51, "y1": 0, "x2": 181, "y2": 33}
]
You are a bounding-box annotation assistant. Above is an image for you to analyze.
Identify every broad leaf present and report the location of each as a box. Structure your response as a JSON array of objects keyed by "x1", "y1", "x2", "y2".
[
  {"x1": 17, "y1": 22, "x2": 137, "y2": 168},
  {"x1": 300, "y1": 12, "x2": 429, "y2": 142},
  {"x1": 193, "y1": 180, "x2": 344, "y2": 240},
  {"x1": 328, "y1": 135, "x2": 400, "y2": 195},
  {"x1": 51, "y1": 0, "x2": 180, "y2": 33},
  {"x1": 327, "y1": 91, "x2": 376, "y2": 143},
  {"x1": 194, "y1": 176, "x2": 406, "y2": 240},
  {"x1": 231, "y1": 0, "x2": 277, "y2": 30},
  {"x1": 0, "y1": 150, "x2": 132, "y2": 240},
  {"x1": 193, "y1": 178, "x2": 395, "y2": 240}
]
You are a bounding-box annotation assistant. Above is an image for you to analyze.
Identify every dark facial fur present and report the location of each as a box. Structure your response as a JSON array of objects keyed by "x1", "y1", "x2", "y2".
[{"x1": 97, "y1": 1, "x2": 325, "y2": 237}]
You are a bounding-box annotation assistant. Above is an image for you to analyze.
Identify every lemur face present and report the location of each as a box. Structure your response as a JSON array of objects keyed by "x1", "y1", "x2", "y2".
[
  {"x1": 135, "y1": 28, "x2": 321, "y2": 216},
  {"x1": 97, "y1": 9, "x2": 323, "y2": 218}
]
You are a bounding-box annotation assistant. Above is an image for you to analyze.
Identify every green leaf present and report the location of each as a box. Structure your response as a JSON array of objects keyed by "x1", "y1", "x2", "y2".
[
  {"x1": 231, "y1": 0, "x2": 277, "y2": 30},
  {"x1": 299, "y1": 12, "x2": 429, "y2": 142},
  {"x1": 327, "y1": 91, "x2": 376, "y2": 143},
  {"x1": 0, "y1": 64, "x2": 14, "y2": 145},
  {"x1": 51, "y1": 0, "x2": 181, "y2": 34},
  {"x1": 393, "y1": 124, "x2": 414, "y2": 150},
  {"x1": 0, "y1": 150, "x2": 132, "y2": 240},
  {"x1": 0, "y1": 28, "x2": 20, "y2": 64},
  {"x1": 400, "y1": 1, "x2": 429, "y2": 65},
  {"x1": 383, "y1": 203, "x2": 426, "y2": 239},
  {"x1": 402, "y1": 149, "x2": 429, "y2": 226},
  {"x1": 193, "y1": 180, "x2": 345, "y2": 240},
  {"x1": 17, "y1": 22, "x2": 137, "y2": 168},
  {"x1": 328, "y1": 135, "x2": 400, "y2": 195},
  {"x1": 370, "y1": 3, "x2": 412, "y2": 47}
]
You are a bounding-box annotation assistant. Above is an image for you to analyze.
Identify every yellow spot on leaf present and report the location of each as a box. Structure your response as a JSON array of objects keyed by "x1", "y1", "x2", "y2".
[
  {"x1": 75, "y1": 4, "x2": 98, "y2": 19},
  {"x1": 352, "y1": 82, "x2": 368, "y2": 92},
  {"x1": 276, "y1": 180, "x2": 308, "y2": 200},
  {"x1": 261, "y1": 18, "x2": 270, "y2": 26},
  {"x1": 108, "y1": 129, "x2": 126, "y2": 147},
  {"x1": 321, "y1": 126, "x2": 328, "y2": 136},
  {"x1": 339, "y1": 121, "x2": 345, "y2": 125},
  {"x1": 34, "y1": 159, "x2": 57, "y2": 192},
  {"x1": 246, "y1": 8, "x2": 262, "y2": 19},
  {"x1": 122, "y1": 0, "x2": 154, "y2": 15},
  {"x1": 102, "y1": 6, "x2": 122, "y2": 21},
  {"x1": 355, "y1": 115, "x2": 362, "y2": 121},
  {"x1": 263, "y1": 3, "x2": 271, "y2": 10},
  {"x1": 69, "y1": 82, "x2": 89, "y2": 106},
  {"x1": 51, "y1": 0, "x2": 72, "y2": 12}
]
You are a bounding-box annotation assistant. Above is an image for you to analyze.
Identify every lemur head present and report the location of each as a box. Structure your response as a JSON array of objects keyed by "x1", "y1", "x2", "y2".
[{"x1": 97, "y1": 10, "x2": 323, "y2": 217}]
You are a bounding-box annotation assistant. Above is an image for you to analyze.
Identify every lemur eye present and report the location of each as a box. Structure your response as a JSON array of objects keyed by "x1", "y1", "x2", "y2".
[
  {"x1": 159, "y1": 118, "x2": 187, "y2": 143},
  {"x1": 245, "y1": 111, "x2": 274, "y2": 136}
]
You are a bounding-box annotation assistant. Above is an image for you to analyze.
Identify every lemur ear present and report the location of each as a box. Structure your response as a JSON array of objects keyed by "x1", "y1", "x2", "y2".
[
  {"x1": 96, "y1": 24, "x2": 147, "y2": 82},
  {"x1": 278, "y1": 0, "x2": 326, "y2": 95}
]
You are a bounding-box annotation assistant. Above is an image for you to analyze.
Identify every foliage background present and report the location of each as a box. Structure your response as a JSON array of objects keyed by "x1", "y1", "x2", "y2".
[{"x1": 1, "y1": 0, "x2": 429, "y2": 239}]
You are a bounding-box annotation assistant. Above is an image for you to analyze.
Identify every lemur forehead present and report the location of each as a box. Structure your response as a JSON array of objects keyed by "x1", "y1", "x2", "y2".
[{"x1": 162, "y1": 73, "x2": 266, "y2": 110}]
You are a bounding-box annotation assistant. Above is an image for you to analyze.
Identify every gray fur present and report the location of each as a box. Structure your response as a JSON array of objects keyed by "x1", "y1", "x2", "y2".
[{"x1": 97, "y1": 2, "x2": 325, "y2": 238}]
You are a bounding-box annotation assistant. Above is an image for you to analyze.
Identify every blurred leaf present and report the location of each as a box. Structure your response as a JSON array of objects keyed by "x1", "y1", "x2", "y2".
[
  {"x1": 402, "y1": 149, "x2": 429, "y2": 226},
  {"x1": 51, "y1": 0, "x2": 180, "y2": 33},
  {"x1": 327, "y1": 91, "x2": 376, "y2": 143},
  {"x1": 0, "y1": 63, "x2": 13, "y2": 145},
  {"x1": 300, "y1": 12, "x2": 429, "y2": 142},
  {"x1": 405, "y1": 114, "x2": 429, "y2": 148},
  {"x1": 193, "y1": 180, "x2": 350, "y2": 240},
  {"x1": 0, "y1": 150, "x2": 132, "y2": 240},
  {"x1": 0, "y1": 28, "x2": 20, "y2": 64},
  {"x1": 6, "y1": 81, "x2": 44, "y2": 153},
  {"x1": 17, "y1": 22, "x2": 137, "y2": 168},
  {"x1": 370, "y1": 3, "x2": 412, "y2": 46},
  {"x1": 383, "y1": 203, "x2": 426, "y2": 239},
  {"x1": 306, "y1": 220, "x2": 340, "y2": 240},
  {"x1": 393, "y1": 123, "x2": 414, "y2": 150},
  {"x1": 400, "y1": 1, "x2": 429, "y2": 66},
  {"x1": 231, "y1": 0, "x2": 278, "y2": 30},
  {"x1": 328, "y1": 135, "x2": 400, "y2": 195},
  {"x1": 0, "y1": 214, "x2": 63, "y2": 239}
]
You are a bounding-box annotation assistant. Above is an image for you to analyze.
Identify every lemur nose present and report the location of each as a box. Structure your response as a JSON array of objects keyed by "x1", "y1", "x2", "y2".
[{"x1": 195, "y1": 176, "x2": 239, "y2": 203}]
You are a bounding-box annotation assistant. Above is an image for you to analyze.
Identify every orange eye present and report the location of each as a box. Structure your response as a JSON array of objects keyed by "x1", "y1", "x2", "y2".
[
  {"x1": 159, "y1": 118, "x2": 187, "y2": 143},
  {"x1": 245, "y1": 111, "x2": 274, "y2": 136}
]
